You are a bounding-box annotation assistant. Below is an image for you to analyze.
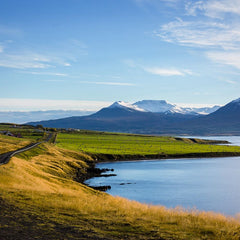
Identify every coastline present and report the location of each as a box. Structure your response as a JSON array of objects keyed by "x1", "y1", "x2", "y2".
[
  {"x1": 83, "y1": 151, "x2": 240, "y2": 190},
  {"x1": 89, "y1": 150, "x2": 240, "y2": 163}
]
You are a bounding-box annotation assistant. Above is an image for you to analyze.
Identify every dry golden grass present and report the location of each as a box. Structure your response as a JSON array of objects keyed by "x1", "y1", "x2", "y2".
[
  {"x1": 0, "y1": 134, "x2": 32, "y2": 154},
  {"x1": 0, "y1": 141, "x2": 240, "y2": 239}
]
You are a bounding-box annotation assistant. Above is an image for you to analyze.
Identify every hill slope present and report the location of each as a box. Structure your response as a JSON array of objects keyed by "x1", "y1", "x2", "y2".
[{"x1": 1, "y1": 134, "x2": 240, "y2": 239}]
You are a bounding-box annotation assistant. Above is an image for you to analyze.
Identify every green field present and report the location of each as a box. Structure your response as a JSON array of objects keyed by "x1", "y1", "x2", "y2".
[
  {"x1": 56, "y1": 131, "x2": 240, "y2": 157},
  {"x1": 0, "y1": 123, "x2": 44, "y2": 141}
]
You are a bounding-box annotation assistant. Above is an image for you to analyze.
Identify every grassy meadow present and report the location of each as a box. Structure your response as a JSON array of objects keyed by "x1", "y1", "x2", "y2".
[
  {"x1": 0, "y1": 134, "x2": 33, "y2": 154},
  {"x1": 1, "y1": 134, "x2": 240, "y2": 239},
  {"x1": 0, "y1": 123, "x2": 44, "y2": 141},
  {"x1": 56, "y1": 131, "x2": 240, "y2": 158}
]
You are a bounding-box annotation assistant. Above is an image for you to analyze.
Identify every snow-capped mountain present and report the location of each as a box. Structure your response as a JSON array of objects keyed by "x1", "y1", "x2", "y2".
[
  {"x1": 186, "y1": 106, "x2": 220, "y2": 115},
  {"x1": 133, "y1": 100, "x2": 174, "y2": 113},
  {"x1": 28, "y1": 97, "x2": 240, "y2": 135},
  {"x1": 133, "y1": 100, "x2": 220, "y2": 115},
  {"x1": 108, "y1": 101, "x2": 146, "y2": 112}
]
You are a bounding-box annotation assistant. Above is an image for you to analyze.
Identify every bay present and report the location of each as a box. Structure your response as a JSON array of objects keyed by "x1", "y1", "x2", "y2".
[{"x1": 85, "y1": 136, "x2": 240, "y2": 216}]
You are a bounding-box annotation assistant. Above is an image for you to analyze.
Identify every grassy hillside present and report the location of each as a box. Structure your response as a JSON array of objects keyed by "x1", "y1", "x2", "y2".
[
  {"x1": 56, "y1": 131, "x2": 240, "y2": 158},
  {"x1": 0, "y1": 134, "x2": 240, "y2": 239},
  {"x1": 0, "y1": 134, "x2": 33, "y2": 154}
]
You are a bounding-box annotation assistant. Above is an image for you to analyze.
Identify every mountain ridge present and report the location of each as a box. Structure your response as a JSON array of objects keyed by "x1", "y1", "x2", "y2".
[{"x1": 26, "y1": 97, "x2": 240, "y2": 135}]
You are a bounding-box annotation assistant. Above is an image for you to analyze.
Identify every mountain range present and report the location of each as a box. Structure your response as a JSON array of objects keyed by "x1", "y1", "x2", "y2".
[
  {"x1": 0, "y1": 110, "x2": 94, "y2": 124},
  {"x1": 26, "y1": 98, "x2": 240, "y2": 135},
  {"x1": 133, "y1": 100, "x2": 220, "y2": 115}
]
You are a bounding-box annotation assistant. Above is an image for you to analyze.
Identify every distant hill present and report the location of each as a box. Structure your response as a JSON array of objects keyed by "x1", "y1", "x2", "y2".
[
  {"x1": 27, "y1": 98, "x2": 240, "y2": 135},
  {"x1": 0, "y1": 110, "x2": 95, "y2": 124},
  {"x1": 181, "y1": 98, "x2": 240, "y2": 135}
]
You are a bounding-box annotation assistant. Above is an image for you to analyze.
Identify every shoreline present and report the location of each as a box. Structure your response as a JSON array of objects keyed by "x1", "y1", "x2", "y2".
[
  {"x1": 82, "y1": 151, "x2": 240, "y2": 190},
  {"x1": 89, "y1": 151, "x2": 240, "y2": 163}
]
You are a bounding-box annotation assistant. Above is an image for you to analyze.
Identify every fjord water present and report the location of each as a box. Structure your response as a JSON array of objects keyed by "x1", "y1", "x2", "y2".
[{"x1": 85, "y1": 136, "x2": 240, "y2": 216}]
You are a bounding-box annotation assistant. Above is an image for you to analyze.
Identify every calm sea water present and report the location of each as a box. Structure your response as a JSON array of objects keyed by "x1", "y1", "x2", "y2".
[{"x1": 85, "y1": 136, "x2": 240, "y2": 216}]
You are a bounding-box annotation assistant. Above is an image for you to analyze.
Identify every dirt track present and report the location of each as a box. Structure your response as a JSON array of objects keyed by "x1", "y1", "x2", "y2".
[{"x1": 0, "y1": 133, "x2": 54, "y2": 166}]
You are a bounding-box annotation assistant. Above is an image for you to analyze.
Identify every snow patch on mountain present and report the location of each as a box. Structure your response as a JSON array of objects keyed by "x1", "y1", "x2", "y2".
[
  {"x1": 133, "y1": 100, "x2": 196, "y2": 114},
  {"x1": 108, "y1": 100, "x2": 221, "y2": 115},
  {"x1": 190, "y1": 106, "x2": 221, "y2": 114},
  {"x1": 109, "y1": 101, "x2": 146, "y2": 112},
  {"x1": 133, "y1": 100, "x2": 220, "y2": 115},
  {"x1": 133, "y1": 100, "x2": 174, "y2": 113}
]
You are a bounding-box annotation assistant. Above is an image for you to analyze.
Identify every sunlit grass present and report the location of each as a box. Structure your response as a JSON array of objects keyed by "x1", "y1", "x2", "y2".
[
  {"x1": 0, "y1": 139, "x2": 240, "y2": 239},
  {"x1": 0, "y1": 123, "x2": 44, "y2": 142},
  {"x1": 0, "y1": 134, "x2": 32, "y2": 154},
  {"x1": 56, "y1": 132, "x2": 240, "y2": 156}
]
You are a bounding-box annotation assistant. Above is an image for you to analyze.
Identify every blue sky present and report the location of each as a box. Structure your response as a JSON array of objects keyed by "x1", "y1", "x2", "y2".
[{"x1": 1, "y1": 0, "x2": 240, "y2": 111}]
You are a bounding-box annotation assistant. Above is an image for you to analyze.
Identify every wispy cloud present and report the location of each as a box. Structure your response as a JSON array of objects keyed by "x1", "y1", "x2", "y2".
[
  {"x1": 80, "y1": 81, "x2": 135, "y2": 86},
  {"x1": 0, "y1": 36, "x2": 86, "y2": 69},
  {"x1": 143, "y1": 67, "x2": 192, "y2": 76},
  {"x1": 156, "y1": 18, "x2": 240, "y2": 50},
  {"x1": 0, "y1": 51, "x2": 74, "y2": 69},
  {"x1": 154, "y1": 0, "x2": 240, "y2": 70},
  {"x1": 0, "y1": 53, "x2": 52, "y2": 69},
  {"x1": 206, "y1": 51, "x2": 240, "y2": 69},
  {"x1": 63, "y1": 63, "x2": 71, "y2": 67},
  {"x1": 186, "y1": 0, "x2": 240, "y2": 18},
  {"x1": 125, "y1": 59, "x2": 193, "y2": 77},
  {"x1": 0, "y1": 98, "x2": 112, "y2": 111},
  {"x1": 21, "y1": 71, "x2": 68, "y2": 77},
  {"x1": 224, "y1": 79, "x2": 237, "y2": 84}
]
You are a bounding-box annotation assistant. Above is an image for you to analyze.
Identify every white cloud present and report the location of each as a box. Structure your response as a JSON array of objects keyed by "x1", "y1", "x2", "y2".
[
  {"x1": 125, "y1": 59, "x2": 192, "y2": 77},
  {"x1": 80, "y1": 81, "x2": 135, "y2": 86},
  {"x1": 185, "y1": 1, "x2": 204, "y2": 16},
  {"x1": 224, "y1": 79, "x2": 237, "y2": 84},
  {"x1": 0, "y1": 37, "x2": 78, "y2": 69},
  {"x1": 156, "y1": 18, "x2": 240, "y2": 50},
  {"x1": 143, "y1": 67, "x2": 187, "y2": 76},
  {"x1": 0, "y1": 98, "x2": 112, "y2": 111},
  {"x1": 206, "y1": 51, "x2": 240, "y2": 69},
  {"x1": 21, "y1": 71, "x2": 68, "y2": 76},
  {"x1": 0, "y1": 51, "x2": 75, "y2": 69},
  {"x1": 0, "y1": 53, "x2": 52, "y2": 69},
  {"x1": 186, "y1": 0, "x2": 240, "y2": 18},
  {"x1": 155, "y1": 1, "x2": 240, "y2": 70}
]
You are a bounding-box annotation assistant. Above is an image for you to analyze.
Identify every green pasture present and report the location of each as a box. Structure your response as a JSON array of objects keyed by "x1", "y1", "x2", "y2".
[
  {"x1": 56, "y1": 132, "x2": 240, "y2": 156},
  {"x1": 0, "y1": 124, "x2": 44, "y2": 141}
]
